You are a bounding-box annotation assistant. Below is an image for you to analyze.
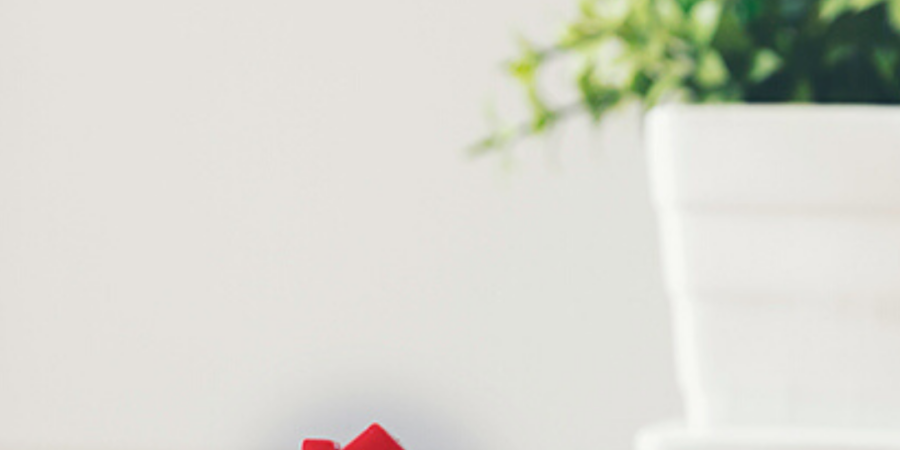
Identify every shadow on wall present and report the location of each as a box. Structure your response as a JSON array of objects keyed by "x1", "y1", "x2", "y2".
[{"x1": 259, "y1": 389, "x2": 487, "y2": 450}]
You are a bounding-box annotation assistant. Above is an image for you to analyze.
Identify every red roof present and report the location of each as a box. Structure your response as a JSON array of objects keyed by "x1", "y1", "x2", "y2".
[
  {"x1": 344, "y1": 424, "x2": 404, "y2": 450},
  {"x1": 301, "y1": 424, "x2": 404, "y2": 450},
  {"x1": 302, "y1": 439, "x2": 339, "y2": 450}
]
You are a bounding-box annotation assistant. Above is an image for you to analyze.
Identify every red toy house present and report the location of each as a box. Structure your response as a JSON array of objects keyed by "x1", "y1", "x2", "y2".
[{"x1": 302, "y1": 424, "x2": 404, "y2": 450}]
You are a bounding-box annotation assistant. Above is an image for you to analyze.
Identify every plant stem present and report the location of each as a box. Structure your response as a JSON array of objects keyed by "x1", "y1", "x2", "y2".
[{"x1": 469, "y1": 101, "x2": 584, "y2": 156}]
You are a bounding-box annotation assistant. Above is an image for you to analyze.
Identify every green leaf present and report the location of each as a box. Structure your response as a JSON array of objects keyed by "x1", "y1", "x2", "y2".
[
  {"x1": 690, "y1": 0, "x2": 723, "y2": 46},
  {"x1": 509, "y1": 38, "x2": 541, "y2": 81},
  {"x1": 594, "y1": 0, "x2": 631, "y2": 25},
  {"x1": 850, "y1": 0, "x2": 885, "y2": 11},
  {"x1": 578, "y1": 0, "x2": 598, "y2": 18},
  {"x1": 890, "y1": 0, "x2": 900, "y2": 31},
  {"x1": 748, "y1": 49, "x2": 783, "y2": 83},
  {"x1": 793, "y1": 78, "x2": 814, "y2": 102},
  {"x1": 873, "y1": 47, "x2": 899, "y2": 81},
  {"x1": 695, "y1": 50, "x2": 729, "y2": 87},
  {"x1": 713, "y1": 11, "x2": 752, "y2": 53},
  {"x1": 824, "y1": 44, "x2": 855, "y2": 66},
  {"x1": 646, "y1": 72, "x2": 686, "y2": 105},
  {"x1": 821, "y1": 0, "x2": 852, "y2": 22},
  {"x1": 655, "y1": 0, "x2": 685, "y2": 28},
  {"x1": 675, "y1": 0, "x2": 702, "y2": 12}
]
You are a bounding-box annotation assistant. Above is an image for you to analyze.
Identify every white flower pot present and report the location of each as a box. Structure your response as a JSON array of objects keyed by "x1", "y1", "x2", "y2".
[{"x1": 646, "y1": 105, "x2": 900, "y2": 430}]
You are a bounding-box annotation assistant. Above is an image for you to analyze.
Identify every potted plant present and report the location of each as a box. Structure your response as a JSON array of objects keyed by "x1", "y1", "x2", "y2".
[{"x1": 477, "y1": 0, "x2": 900, "y2": 448}]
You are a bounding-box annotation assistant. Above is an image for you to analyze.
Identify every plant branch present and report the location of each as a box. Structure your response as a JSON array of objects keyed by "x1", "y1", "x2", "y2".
[{"x1": 468, "y1": 101, "x2": 584, "y2": 156}]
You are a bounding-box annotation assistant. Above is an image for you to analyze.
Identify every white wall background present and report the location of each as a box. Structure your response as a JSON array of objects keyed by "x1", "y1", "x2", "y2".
[{"x1": 0, "y1": 1, "x2": 679, "y2": 450}]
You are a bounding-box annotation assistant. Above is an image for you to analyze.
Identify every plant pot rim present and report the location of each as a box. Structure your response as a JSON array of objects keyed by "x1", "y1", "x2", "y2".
[{"x1": 649, "y1": 103, "x2": 900, "y2": 115}]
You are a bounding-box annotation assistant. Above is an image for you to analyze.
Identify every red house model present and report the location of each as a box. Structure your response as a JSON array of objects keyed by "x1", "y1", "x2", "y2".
[{"x1": 302, "y1": 423, "x2": 405, "y2": 450}]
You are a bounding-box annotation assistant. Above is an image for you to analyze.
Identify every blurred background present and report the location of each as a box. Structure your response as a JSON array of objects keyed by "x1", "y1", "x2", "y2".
[{"x1": 0, "y1": 1, "x2": 679, "y2": 449}]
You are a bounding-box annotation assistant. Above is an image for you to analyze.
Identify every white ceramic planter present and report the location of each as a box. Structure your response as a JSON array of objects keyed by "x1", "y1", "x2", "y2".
[
  {"x1": 647, "y1": 105, "x2": 900, "y2": 430},
  {"x1": 637, "y1": 421, "x2": 900, "y2": 450}
]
